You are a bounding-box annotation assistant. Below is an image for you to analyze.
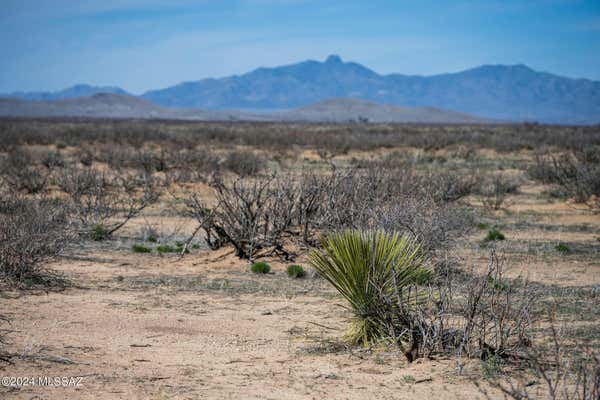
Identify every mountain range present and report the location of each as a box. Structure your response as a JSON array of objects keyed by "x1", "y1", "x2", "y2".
[
  {"x1": 0, "y1": 93, "x2": 486, "y2": 123},
  {"x1": 3, "y1": 55, "x2": 600, "y2": 124}
]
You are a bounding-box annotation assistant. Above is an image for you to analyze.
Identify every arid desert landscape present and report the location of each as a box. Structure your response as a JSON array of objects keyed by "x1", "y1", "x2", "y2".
[{"x1": 1, "y1": 119, "x2": 599, "y2": 399}]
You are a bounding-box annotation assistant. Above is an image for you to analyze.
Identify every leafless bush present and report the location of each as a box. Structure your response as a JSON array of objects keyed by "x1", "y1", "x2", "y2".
[
  {"x1": 222, "y1": 150, "x2": 265, "y2": 177},
  {"x1": 426, "y1": 171, "x2": 478, "y2": 204},
  {"x1": 166, "y1": 148, "x2": 220, "y2": 184},
  {"x1": 0, "y1": 197, "x2": 72, "y2": 285},
  {"x1": 183, "y1": 166, "x2": 474, "y2": 260},
  {"x1": 373, "y1": 199, "x2": 474, "y2": 252},
  {"x1": 56, "y1": 168, "x2": 160, "y2": 239},
  {"x1": 478, "y1": 312, "x2": 600, "y2": 400},
  {"x1": 481, "y1": 173, "x2": 520, "y2": 211},
  {"x1": 40, "y1": 151, "x2": 66, "y2": 169},
  {"x1": 370, "y1": 251, "x2": 537, "y2": 364},
  {"x1": 529, "y1": 151, "x2": 600, "y2": 205},
  {"x1": 0, "y1": 149, "x2": 50, "y2": 194},
  {"x1": 184, "y1": 175, "x2": 294, "y2": 259},
  {"x1": 0, "y1": 314, "x2": 9, "y2": 363}
]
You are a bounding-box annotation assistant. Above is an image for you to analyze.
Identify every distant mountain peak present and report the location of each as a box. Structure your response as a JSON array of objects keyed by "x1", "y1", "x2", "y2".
[
  {"x1": 325, "y1": 54, "x2": 343, "y2": 64},
  {"x1": 4, "y1": 56, "x2": 599, "y2": 124},
  {"x1": 2, "y1": 84, "x2": 130, "y2": 101}
]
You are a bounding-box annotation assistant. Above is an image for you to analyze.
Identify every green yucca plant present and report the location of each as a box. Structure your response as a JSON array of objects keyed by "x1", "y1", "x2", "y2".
[{"x1": 309, "y1": 230, "x2": 428, "y2": 345}]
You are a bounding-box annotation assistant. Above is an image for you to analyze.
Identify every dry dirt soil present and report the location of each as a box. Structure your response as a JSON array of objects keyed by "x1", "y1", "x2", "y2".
[{"x1": 1, "y1": 148, "x2": 599, "y2": 399}]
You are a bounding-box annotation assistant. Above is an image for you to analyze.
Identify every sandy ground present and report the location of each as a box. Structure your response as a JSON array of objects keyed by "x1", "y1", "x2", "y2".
[
  {"x1": 1, "y1": 250, "x2": 498, "y2": 399},
  {"x1": 1, "y1": 174, "x2": 599, "y2": 399}
]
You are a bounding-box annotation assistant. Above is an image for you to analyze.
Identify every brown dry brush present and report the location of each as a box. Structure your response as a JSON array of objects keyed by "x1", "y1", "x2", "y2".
[
  {"x1": 476, "y1": 311, "x2": 600, "y2": 400},
  {"x1": 528, "y1": 150, "x2": 600, "y2": 211},
  {"x1": 481, "y1": 173, "x2": 520, "y2": 211},
  {"x1": 183, "y1": 175, "x2": 297, "y2": 260},
  {"x1": 182, "y1": 166, "x2": 476, "y2": 260},
  {"x1": 3, "y1": 120, "x2": 600, "y2": 155},
  {"x1": 0, "y1": 148, "x2": 51, "y2": 194},
  {"x1": 0, "y1": 313, "x2": 10, "y2": 363},
  {"x1": 56, "y1": 167, "x2": 160, "y2": 239},
  {"x1": 370, "y1": 250, "x2": 599, "y2": 399},
  {"x1": 0, "y1": 196, "x2": 73, "y2": 286},
  {"x1": 369, "y1": 251, "x2": 536, "y2": 364}
]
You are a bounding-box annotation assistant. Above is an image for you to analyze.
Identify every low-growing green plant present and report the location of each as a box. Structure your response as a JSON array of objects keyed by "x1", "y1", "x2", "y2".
[
  {"x1": 487, "y1": 276, "x2": 511, "y2": 292},
  {"x1": 413, "y1": 268, "x2": 433, "y2": 285},
  {"x1": 147, "y1": 235, "x2": 158, "y2": 243},
  {"x1": 156, "y1": 245, "x2": 174, "y2": 253},
  {"x1": 91, "y1": 224, "x2": 110, "y2": 241},
  {"x1": 157, "y1": 244, "x2": 184, "y2": 253},
  {"x1": 555, "y1": 243, "x2": 571, "y2": 254},
  {"x1": 132, "y1": 244, "x2": 152, "y2": 253},
  {"x1": 287, "y1": 264, "x2": 306, "y2": 278},
  {"x1": 251, "y1": 261, "x2": 271, "y2": 274},
  {"x1": 481, "y1": 355, "x2": 504, "y2": 380},
  {"x1": 485, "y1": 228, "x2": 505, "y2": 242}
]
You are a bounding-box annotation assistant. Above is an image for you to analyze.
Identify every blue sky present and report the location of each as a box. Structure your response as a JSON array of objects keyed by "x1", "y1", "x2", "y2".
[{"x1": 1, "y1": 0, "x2": 599, "y2": 94}]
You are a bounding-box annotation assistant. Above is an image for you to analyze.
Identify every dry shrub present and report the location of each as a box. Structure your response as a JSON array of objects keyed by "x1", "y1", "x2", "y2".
[
  {"x1": 2, "y1": 120, "x2": 599, "y2": 154},
  {"x1": 183, "y1": 166, "x2": 474, "y2": 259},
  {"x1": 166, "y1": 148, "x2": 220, "y2": 184},
  {"x1": 0, "y1": 149, "x2": 50, "y2": 194},
  {"x1": 0, "y1": 196, "x2": 72, "y2": 286},
  {"x1": 184, "y1": 175, "x2": 295, "y2": 259},
  {"x1": 0, "y1": 313, "x2": 9, "y2": 363},
  {"x1": 56, "y1": 167, "x2": 160, "y2": 239},
  {"x1": 481, "y1": 173, "x2": 520, "y2": 211},
  {"x1": 368, "y1": 251, "x2": 536, "y2": 363},
  {"x1": 478, "y1": 312, "x2": 600, "y2": 400},
  {"x1": 222, "y1": 150, "x2": 265, "y2": 177},
  {"x1": 529, "y1": 150, "x2": 600, "y2": 207}
]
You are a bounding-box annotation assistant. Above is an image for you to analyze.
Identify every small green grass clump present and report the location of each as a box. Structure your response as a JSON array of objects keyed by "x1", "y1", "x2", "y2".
[
  {"x1": 147, "y1": 235, "x2": 158, "y2": 243},
  {"x1": 132, "y1": 244, "x2": 152, "y2": 253},
  {"x1": 287, "y1": 264, "x2": 306, "y2": 278},
  {"x1": 157, "y1": 243, "x2": 189, "y2": 254},
  {"x1": 477, "y1": 222, "x2": 490, "y2": 230},
  {"x1": 413, "y1": 268, "x2": 433, "y2": 285},
  {"x1": 488, "y1": 276, "x2": 511, "y2": 292},
  {"x1": 555, "y1": 243, "x2": 571, "y2": 254},
  {"x1": 485, "y1": 228, "x2": 505, "y2": 242},
  {"x1": 251, "y1": 262, "x2": 271, "y2": 274},
  {"x1": 157, "y1": 244, "x2": 177, "y2": 253},
  {"x1": 91, "y1": 224, "x2": 110, "y2": 241},
  {"x1": 482, "y1": 355, "x2": 504, "y2": 379}
]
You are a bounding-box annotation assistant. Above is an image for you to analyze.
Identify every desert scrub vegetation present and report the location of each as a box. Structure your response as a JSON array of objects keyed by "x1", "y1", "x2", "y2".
[
  {"x1": 287, "y1": 264, "x2": 306, "y2": 278},
  {"x1": 2, "y1": 120, "x2": 600, "y2": 158},
  {"x1": 528, "y1": 149, "x2": 600, "y2": 211},
  {"x1": 250, "y1": 261, "x2": 271, "y2": 274},
  {"x1": 480, "y1": 173, "x2": 520, "y2": 211},
  {"x1": 222, "y1": 150, "x2": 265, "y2": 177},
  {"x1": 309, "y1": 230, "x2": 428, "y2": 345},
  {"x1": 308, "y1": 230, "x2": 538, "y2": 362},
  {"x1": 0, "y1": 148, "x2": 51, "y2": 194},
  {"x1": 181, "y1": 165, "x2": 475, "y2": 261},
  {"x1": 1, "y1": 119, "x2": 598, "y2": 397},
  {"x1": 310, "y1": 228, "x2": 600, "y2": 397},
  {"x1": 132, "y1": 244, "x2": 152, "y2": 253},
  {"x1": 0, "y1": 196, "x2": 72, "y2": 286},
  {"x1": 485, "y1": 228, "x2": 506, "y2": 242},
  {"x1": 56, "y1": 167, "x2": 160, "y2": 239}
]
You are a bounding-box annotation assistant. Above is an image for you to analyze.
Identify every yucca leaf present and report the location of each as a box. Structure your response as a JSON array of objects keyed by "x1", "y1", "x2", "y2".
[{"x1": 309, "y1": 229, "x2": 428, "y2": 345}]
